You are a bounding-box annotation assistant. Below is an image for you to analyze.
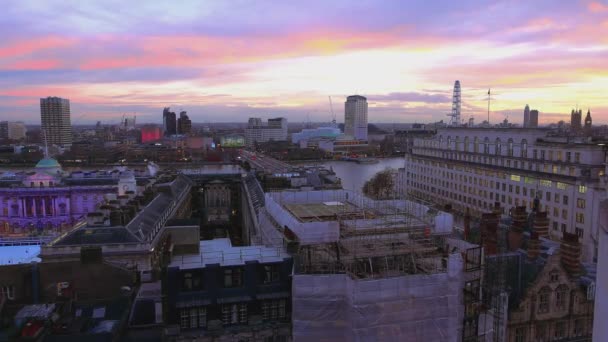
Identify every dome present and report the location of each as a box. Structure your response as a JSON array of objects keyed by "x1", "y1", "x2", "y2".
[{"x1": 36, "y1": 158, "x2": 61, "y2": 169}]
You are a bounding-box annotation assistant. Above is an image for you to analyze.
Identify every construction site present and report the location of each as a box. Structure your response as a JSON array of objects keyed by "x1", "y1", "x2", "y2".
[{"x1": 260, "y1": 189, "x2": 480, "y2": 342}]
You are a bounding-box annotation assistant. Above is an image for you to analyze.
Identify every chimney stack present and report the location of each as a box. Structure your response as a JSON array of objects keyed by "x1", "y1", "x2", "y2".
[
  {"x1": 561, "y1": 232, "x2": 581, "y2": 275},
  {"x1": 508, "y1": 206, "x2": 526, "y2": 251},
  {"x1": 528, "y1": 231, "x2": 540, "y2": 260},
  {"x1": 533, "y1": 211, "x2": 550, "y2": 238},
  {"x1": 481, "y1": 212, "x2": 500, "y2": 255}
]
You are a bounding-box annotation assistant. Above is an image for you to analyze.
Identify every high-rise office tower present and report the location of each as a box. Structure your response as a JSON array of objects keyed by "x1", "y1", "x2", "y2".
[
  {"x1": 40, "y1": 97, "x2": 72, "y2": 146},
  {"x1": 163, "y1": 107, "x2": 177, "y2": 136},
  {"x1": 528, "y1": 109, "x2": 539, "y2": 128},
  {"x1": 523, "y1": 104, "x2": 530, "y2": 127},
  {"x1": 344, "y1": 95, "x2": 368, "y2": 141},
  {"x1": 177, "y1": 111, "x2": 192, "y2": 135}
]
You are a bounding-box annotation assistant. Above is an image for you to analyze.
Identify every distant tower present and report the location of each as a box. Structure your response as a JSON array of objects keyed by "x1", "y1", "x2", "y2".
[
  {"x1": 447, "y1": 80, "x2": 461, "y2": 126},
  {"x1": 40, "y1": 96, "x2": 72, "y2": 146},
  {"x1": 584, "y1": 109, "x2": 592, "y2": 135},
  {"x1": 344, "y1": 95, "x2": 368, "y2": 141},
  {"x1": 162, "y1": 107, "x2": 177, "y2": 136},
  {"x1": 571, "y1": 109, "x2": 582, "y2": 132},
  {"x1": 529, "y1": 109, "x2": 539, "y2": 128},
  {"x1": 523, "y1": 104, "x2": 530, "y2": 127}
]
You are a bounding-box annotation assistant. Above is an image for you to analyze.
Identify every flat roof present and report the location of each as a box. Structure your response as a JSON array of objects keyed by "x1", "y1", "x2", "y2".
[
  {"x1": 0, "y1": 245, "x2": 41, "y2": 265},
  {"x1": 284, "y1": 202, "x2": 364, "y2": 222},
  {"x1": 169, "y1": 238, "x2": 289, "y2": 269}
]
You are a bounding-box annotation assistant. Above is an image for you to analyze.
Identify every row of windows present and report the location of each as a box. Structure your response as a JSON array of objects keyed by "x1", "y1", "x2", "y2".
[
  {"x1": 515, "y1": 319, "x2": 587, "y2": 342},
  {"x1": 422, "y1": 136, "x2": 582, "y2": 164},
  {"x1": 182, "y1": 264, "x2": 281, "y2": 291},
  {"x1": 179, "y1": 300, "x2": 287, "y2": 330}
]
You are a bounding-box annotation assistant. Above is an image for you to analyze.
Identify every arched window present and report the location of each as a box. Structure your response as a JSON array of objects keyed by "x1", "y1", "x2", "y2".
[
  {"x1": 495, "y1": 138, "x2": 502, "y2": 156},
  {"x1": 463, "y1": 136, "x2": 469, "y2": 152},
  {"x1": 455, "y1": 136, "x2": 460, "y2": 151},
  {"x1": 555, "y1": 284, "x2": 569, "y2": 310},
  {"x1": 483, "y1": 137, "x2": 490, "y2": 154},
  {"x1": 508, "y1": 138, "x2": 514, "y2": 157},
  {"x1": 473, "y1": 137, "x2": 479, "y2": 153},
  {"x1": 521, "y1": 139, "x2": 528, "y2": 158},
  {"x1": 538, "y1": 286, "x2": 551, "y2": 313},
  {"x1": 447, "y1": 136, "x2": 452, "y2": 150}
]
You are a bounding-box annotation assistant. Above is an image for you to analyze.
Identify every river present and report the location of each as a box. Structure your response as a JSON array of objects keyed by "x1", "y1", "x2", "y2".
[{"x1": 319, "y1": 158, "x2": 404, "y2": 192}]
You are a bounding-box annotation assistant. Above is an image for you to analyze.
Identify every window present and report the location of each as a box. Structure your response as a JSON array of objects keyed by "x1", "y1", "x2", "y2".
[
  {"x1": 550, "y1": 271, "x2": 559, "y2": 283},
  {"x1": 563, "y1": 195, "x2": 568, "y2": 205},
  {"x1": 555, "y1": 285, "x2": 568, "y2": 310},
  {"x1": 576, "y1": 227, "x2": 584, "y2": 238},
  {"x1": 221, "y1": 303, "x2": 248, "y2": 325},
  {"x1": 575, "y1": 152, "x2": 580, "y2": 163},
  {"x1": 263, "y1": 264, "x2": 280, "y2": 284},
  {"x1": 521, "y1": 139, "x2": 528, "y2": 158},
  {"x1": 574, "y1": 319, "x2": 584, "y2": 337},
  {"x1": 555, "y1": 321, "x2": 566, "y2": 340},
  {"x1": 566, "y1": 152, "x2": 571, "y2": 162},
  {"x1": 561, "y1": 224, "x2": 567, "y2": 232},
  {"x1": 540, "y1": 150, "x2": 545, "y2": 160},
  {"x1": 184, "y1": 273, "x2": 192, "y2": 290},
  {"x1": 562, "y1": 209, "x2": 567, "y2": 220},
  {"x1": 515, "y1": 327, "x2": 526, "y2": 342},
  {"x1": 538, "y1": 287, "x2": 550, "y2": 313},
  {"x1": 180, "y1": 307, "x2": 207, "y2": 329},
  {"x1": 554, "y1": 194, "x2": 560, "y2": 203},
  {"x1": 495, "y1": 138, "x2": 502, "y2": 155},
  {"x1": 508, "y1": 139, "x2": 514, "y2": 157},
  {"x1": 576, "y1": 213, "x2": 585, "y2": 224},
  {"x1": 533, "y1": 149, "x2": 538, "y2": 159},
  {"x1": 1, "y1": 285, "x2": 15, "y2": 300},
  {"x1": 262, "y1": 299, "x2": 287, "y2": 321},
  {"x1": 535, "y1": 323, "x2": 547, "y2": 342},
  {"x1": 224, "y1": 268, "x2": 243, "y2": 288},
  {"x1": 577, "y1": 198, "x2": 586, "y2": 208}
]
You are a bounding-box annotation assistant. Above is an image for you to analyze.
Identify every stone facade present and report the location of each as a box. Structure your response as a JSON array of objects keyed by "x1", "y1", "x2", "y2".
[{"x1": 506, "y1": 253, "x2": 594, "y2": 342}]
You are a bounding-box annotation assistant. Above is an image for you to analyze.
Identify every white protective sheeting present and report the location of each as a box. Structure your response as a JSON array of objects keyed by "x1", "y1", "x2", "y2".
[{"x1": 292, "y1": 253, "x2": 464, "y2": 342}]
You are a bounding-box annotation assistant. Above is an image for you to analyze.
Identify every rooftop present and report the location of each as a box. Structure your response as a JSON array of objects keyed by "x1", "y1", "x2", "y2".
[{"x1": 169, "y1": 238, "x2": 289, "y2": 269}]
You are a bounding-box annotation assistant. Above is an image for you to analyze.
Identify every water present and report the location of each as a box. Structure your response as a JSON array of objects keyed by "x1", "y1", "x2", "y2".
[{"x1": 320, "y1": 158, "x2": 404, "y2": 192}]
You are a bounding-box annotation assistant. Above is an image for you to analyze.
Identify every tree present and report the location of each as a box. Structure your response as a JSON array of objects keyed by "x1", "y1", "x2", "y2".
[{"x1": 363, "y1": 168, "x2": 395, "y2": 199}]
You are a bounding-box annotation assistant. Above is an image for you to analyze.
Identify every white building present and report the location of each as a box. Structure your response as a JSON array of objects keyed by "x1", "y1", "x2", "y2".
[
  {"x1": 291, "y1": 126, "x2": 341, "y2": 145},
  {"x1": 244, "y1": 117, "x2": 288, "y2": 148},
  {"x1": 404, "y1": 127, "x2": 607, "y2": 262},
  {"x1": 0, "y1": 121, "x2": 27, "y2": 141},
  {"x1": 344, "y1": 95, "x2": 368, "y2": 141}
]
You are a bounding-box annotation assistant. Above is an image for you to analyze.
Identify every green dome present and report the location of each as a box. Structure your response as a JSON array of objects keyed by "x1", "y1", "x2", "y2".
[{"x1": 36, "y1": 158, "x2": 61, "y2": 169}]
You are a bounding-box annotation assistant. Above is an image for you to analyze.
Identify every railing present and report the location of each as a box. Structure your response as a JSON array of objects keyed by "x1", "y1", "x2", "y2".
[{"x1": 0, "y1": 235, "x2": 55, "y2": 246}]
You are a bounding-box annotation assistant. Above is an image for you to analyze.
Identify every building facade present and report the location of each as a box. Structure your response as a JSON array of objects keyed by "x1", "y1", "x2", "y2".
[
  {"x1": 0, "y1": 158, "x2": 119, "y2": 233},
  {"x1": 165, "y1": 238, "x2": 292, "y2": 341},
  {"x1": 529, "y1": 109, "x2": 539, "y2": 128},
  {"x1": 344, "y1": 95, "x2": 368, "y2": 141},
  {"x1": 523, "y1": 105, "x2": 530, "y2": 128},
  {"x1": 404, "y1": 128, "x2": 606, "y2": 262},
  {"x1": 244, "y1": 117, "x2": 288, "y2": 148},
  {"x1": 0, "y1": 121, "x2": 26, "y2": 141},
  {"x1": 40, "y1": 97, "x2": 72, "y2": 146}
]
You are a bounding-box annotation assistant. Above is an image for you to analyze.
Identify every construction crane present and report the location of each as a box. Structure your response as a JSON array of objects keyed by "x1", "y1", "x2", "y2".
[{"x1": 328, "y1": 96, "x2": 336, "y2": 126}]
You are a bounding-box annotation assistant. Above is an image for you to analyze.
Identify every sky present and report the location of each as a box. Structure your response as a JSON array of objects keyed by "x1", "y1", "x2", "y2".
[{"x1": 0, "y1": 0, "x2": 606, "y2": 125}]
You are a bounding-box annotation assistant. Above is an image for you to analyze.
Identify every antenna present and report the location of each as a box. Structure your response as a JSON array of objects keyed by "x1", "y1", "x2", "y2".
[
  {"x1": 487, "y1": 88, "x2": 491, "y2": 125},
  {"x1": 328, "y1": 96, "x2": 336, "y2": 126}
]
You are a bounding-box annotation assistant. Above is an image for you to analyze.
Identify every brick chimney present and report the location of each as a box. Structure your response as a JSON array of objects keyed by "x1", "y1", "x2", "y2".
[
  {"x1": 533, "y1": 211, "x2": 550, "y2": 238},
  {"x1": 561, "y1": 232, "x2": 581, "y2": 275},
  {"x1": 528, "y1": 231, "x2": 540, "y2": 260},
  {"x1": 481, "y1": 211, "x2": 500, "y2": 256},
  {"x1": 508, "y1": 206, "x2": 526, "y2": 251}
]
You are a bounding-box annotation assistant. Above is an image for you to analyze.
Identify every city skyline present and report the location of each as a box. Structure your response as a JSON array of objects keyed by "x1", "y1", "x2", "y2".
[{"x1": 0, "y1": 1, "x2": 606, "y2": 124}]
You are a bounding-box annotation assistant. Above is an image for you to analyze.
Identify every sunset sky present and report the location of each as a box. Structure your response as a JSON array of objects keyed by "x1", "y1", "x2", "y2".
[{"x1": 0, "y1": 0, "x2": 606, "y2": 125}]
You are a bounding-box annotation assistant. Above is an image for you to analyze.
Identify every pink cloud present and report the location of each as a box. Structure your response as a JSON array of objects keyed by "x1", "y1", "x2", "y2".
[
  {"x1": 588, "y1": 1, "x2": 608, "y2": 13},
  {"x1": 0, "y1": 36, "x2": 77, "y2": 59},
  {"x1": 3, "y1": 59, "x2": 62, "y2": 70}
]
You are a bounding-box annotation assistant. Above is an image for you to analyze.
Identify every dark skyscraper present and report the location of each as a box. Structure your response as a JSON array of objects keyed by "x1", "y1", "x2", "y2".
[
  {"x1": 523, "y1": 104, "x2": 530, "y2": 127},
  {"x1": 163, "y1": 107, "x2": 177, "y2": 136},
  {"x1": 177, "y1": 111, "x2": 192, "y2": 135},
  {"x1": 41, "y1": 96, "x2": 72, "y2": 146},
  {"x1": 528, "y1": 109, "x2": 538, "y2": 128}
]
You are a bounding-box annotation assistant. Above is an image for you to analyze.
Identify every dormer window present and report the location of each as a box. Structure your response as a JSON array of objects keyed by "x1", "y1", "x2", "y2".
[{"x1": 550, "y1": 270, "x2": 559, "y2": 283}]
